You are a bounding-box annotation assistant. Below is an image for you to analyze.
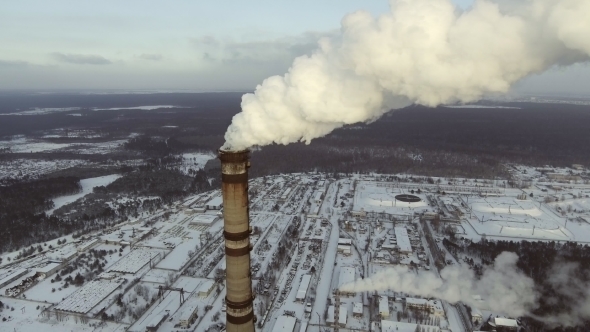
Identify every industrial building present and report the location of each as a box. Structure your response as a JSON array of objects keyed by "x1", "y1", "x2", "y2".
[
  {"x1": 351, "y1": 209, "x2": 367, "y2": 219},
  {"x1": 296, "y1": 274, "x2": 311, "y2": 302},
  {"x1": 394, "y1": 227, "x2": 412, "y2": 253},
  {"x1": 273, "y1": 315, "x2": 297, "y2": 332},
  {"x1": 177, "y1": 303, "x2": 199, "y2": 328},
  {"x1": 189, "y1": 214, "x2": 219, "y2": 226},
  {"x1": 337, "y1": 244, "x2": 352, "y2": 255},
  {"x1": 490, "y1": 317, "x2": 519, "y2": 331},
  {"x1": 0, "y1": 268, "x2": 28, "y2": 288},
  {"x1": 313, "y1": 191, "x2": 323, "y2": 204},
  {"x1": 379, "y1": 296, "x2": 389, "y2": 318},
  {"x1": 381, "y1": 320, "x2": 441, "y2": 332},
  {"x1": 405, "y1": 297, "x2": 444, "y2": 316},
  {"x1": 205, "y1": 196, "x2": 223, "y2": 210},
  {"x1": 197, "y1": 279, "x2": 216, "y2": 298},
  {"x1": 35, "y1": 262, "x2": 61, "y2": 278},
  {"x1": 353, "y1": 302, "x2": 363, "y2": 317},
  {"x1": 326, "y1": 305, "x2": 347, "y2": 327},
  {"x1": 77, "y1": 238, "x2": 99, "y2": 252},
  {"x1": 146, "y1": 312, "x2": 168, "y2": 332}
]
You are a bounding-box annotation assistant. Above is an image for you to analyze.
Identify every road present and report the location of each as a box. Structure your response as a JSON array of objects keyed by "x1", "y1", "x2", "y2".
[{"x1": 310, "y1": 181, "x2": 341, "y2": 332}]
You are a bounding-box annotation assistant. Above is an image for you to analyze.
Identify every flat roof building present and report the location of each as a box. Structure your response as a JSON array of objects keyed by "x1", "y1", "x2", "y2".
[
  {"x1": 353, "y1": 302, "x2": 363, "y2": 317},
  {"x1": 35, "y1": 262, "x2": 61, "y2": 278},
  {"x1": 394, "y1": 227, "x2": 412, "y2": 253},
  {"x1": 382, "y1": 320, "x2": 441, "y2": 332},
  {"x1": 379, "y1": 296, "x2": 389, "y2": 318},
  {"x1": 296, "y1": 274, "x2": 311, "y2": 302},
  {"x1": 189, "y1": 214, "x2": 219, "y2": 226},
  {"x1": 205, "y1": 196, "x2": 223, "y2": 210},
  {"x1": 0, "y1": 269, "x2": 28, "y2": 288},
  {"x1": 274, "y1": 315, "x2": 297, "y2": 332}
]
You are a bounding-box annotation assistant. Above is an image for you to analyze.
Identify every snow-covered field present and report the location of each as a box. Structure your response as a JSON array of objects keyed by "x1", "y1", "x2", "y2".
[
  {"x1": 353, "y1": 181, "x2": 429, "y2": 214},
  {"x1": 47, "y1": 174, "x2": 122, "y2": 215}
]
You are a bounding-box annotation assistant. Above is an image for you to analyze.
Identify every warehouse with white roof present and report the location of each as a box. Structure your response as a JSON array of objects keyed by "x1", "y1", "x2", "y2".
[
  {"x1": 296, "y1": 274, "x2": 311, "y2": 302},
  {"x1": 394, "y1": 226, "x2": 412, "y2": 253}
]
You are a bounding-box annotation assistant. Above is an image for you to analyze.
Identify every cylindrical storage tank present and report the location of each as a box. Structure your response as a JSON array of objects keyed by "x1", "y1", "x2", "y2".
[{"x1": 219, "y1": 149, "x2": 254, "y2": 332}]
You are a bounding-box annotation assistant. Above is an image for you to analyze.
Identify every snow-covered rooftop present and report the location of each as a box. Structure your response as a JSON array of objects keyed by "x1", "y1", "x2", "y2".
[
  {"x1": 189, "y1": 213, "x2": 219, "y2": 225},
  {"x1": 353, "y1": 302, "x2": 363, "y2": 315},
  {"x1": 274, "y1": 315, "x2": 296, "y2": 332},
  {"x1": 296, "y1": 274, "x2": 311, "y2": 301},
  {"x1": 54, "y1": 279, "x2": 123, "y2": 313},
  {"x1": 338, "y1": 267, "x2": 356, "y2": 290},
  {"x1": 382, "y1": 320, "x2": 440, "y2": 332},
  {"x1": 379, "y1": 296, "x2": 389, "y2": 316},
  {"x1": 108, "y1": 248, "x2": 159, "y2": 274},
  {"x1": 394, "y1": 227, "x2": 412, "y2": 253},
  {"x1": 494, "y1": 317, "x2": 518, "y2": 327}
]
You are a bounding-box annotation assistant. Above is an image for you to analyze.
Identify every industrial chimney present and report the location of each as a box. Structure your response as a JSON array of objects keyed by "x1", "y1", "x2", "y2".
[{"x1": 219, "y1": 149, "x2": 255, "y2": 332}]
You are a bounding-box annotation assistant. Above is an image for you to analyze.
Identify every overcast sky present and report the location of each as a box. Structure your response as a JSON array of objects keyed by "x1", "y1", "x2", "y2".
[{"x1": 1, "y1": 0, "x2": 589, "y2": 96}]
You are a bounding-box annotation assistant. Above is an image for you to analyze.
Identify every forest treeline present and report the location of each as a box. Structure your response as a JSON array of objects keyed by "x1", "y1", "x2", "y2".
[
  {"x1": 0, "y1": 166, "x2": 215, "y2": 254},
  {"x1": 0, "y1": 177, "x2": 81, "y2": 253}
]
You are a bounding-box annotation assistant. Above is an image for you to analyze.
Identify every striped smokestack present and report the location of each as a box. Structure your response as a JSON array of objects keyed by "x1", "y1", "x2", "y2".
[{"x1": 219, "y1": 149, "x2": 255, "y2": 332}]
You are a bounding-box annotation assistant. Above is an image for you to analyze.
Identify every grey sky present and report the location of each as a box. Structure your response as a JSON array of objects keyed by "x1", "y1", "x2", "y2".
[{"x1": 1, "y1": 0, "x2": 588, "y2": 96}]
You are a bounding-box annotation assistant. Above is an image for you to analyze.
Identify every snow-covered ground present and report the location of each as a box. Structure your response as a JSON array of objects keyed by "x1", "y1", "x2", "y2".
[
  {"x1": 47, "y1": 174, "x2": 121, "y2": 215},
  {"x1": 2, "y1": 168, "x2": 590, "y2": 332}
]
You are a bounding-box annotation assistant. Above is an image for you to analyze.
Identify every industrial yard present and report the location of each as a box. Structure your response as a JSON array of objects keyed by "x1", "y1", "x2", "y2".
[{"x1": 0, "y1": 163, "x2": 589, "y2": 332}]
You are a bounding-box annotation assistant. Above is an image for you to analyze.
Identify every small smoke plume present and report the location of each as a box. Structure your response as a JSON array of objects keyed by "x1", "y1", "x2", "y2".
[
  {"x1": 531, "y1": 261, "x2": 590, "y2": 327},
  {"x1": 222, "y1": 0, "x2": 590, "y2": 150},
  {"x1": 340, "y1": 252, "x2": 537, "y2": 317},
  {"x1": 341, "y1": 252, "x2": 590, "y2": 327}
]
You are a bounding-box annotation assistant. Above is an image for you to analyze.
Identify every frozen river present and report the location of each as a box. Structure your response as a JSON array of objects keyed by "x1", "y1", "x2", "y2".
[{"x1": 46, "y1": 174, "x2": 121, "y2": 215}]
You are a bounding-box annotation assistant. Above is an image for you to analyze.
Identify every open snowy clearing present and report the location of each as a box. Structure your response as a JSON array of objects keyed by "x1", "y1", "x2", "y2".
[{"x1": 47, "y1": 174, "x2": 121, "y2": 215}]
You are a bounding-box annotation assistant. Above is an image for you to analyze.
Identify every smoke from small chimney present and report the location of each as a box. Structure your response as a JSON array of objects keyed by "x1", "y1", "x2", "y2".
[{"x1": 222, "y1": 0, "x2": 590, "y2": 151}]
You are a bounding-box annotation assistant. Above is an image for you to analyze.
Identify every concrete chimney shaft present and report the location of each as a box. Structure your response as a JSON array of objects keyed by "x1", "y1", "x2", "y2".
[{"x1": 219, "y1": 149, "x2": 255, "y2": 332}]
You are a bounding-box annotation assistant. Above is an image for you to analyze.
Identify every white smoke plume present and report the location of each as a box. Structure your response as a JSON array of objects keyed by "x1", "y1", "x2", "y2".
[
  {"x1": 222, "y1": 0, "x2": 590, "y2": 150},
  {"x1": 340, "y1": 252, "x2": 538, "y2": 317},
  {"x1": 531, "y1": 261, "x2": 590, "y2": 327}
]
